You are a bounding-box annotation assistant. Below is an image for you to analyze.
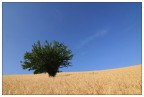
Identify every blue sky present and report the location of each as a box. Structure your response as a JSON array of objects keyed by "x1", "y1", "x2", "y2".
[{"x1": 3, "y1": 2, "x2": 142, "y2": 75}]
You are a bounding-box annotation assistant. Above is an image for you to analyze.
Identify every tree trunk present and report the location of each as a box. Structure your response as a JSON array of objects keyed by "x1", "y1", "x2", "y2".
[{"x1": 47, "y1": 66, "x2": 59, "y2": 77}]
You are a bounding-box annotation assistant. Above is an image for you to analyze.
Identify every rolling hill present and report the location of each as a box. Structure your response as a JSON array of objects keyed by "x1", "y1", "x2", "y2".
[{"x1": 3, "y1": 64, "x2": 142, "y2": 95}]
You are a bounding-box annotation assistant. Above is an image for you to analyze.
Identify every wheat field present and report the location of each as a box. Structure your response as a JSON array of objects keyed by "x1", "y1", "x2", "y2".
[{"x1": 2, "y1": 64, "x2": 142, "y2": 95}]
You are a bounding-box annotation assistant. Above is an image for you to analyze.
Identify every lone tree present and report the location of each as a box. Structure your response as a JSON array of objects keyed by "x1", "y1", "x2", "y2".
[{"x1": 21, "y1": 40, "x2": 74, "y2": 77}]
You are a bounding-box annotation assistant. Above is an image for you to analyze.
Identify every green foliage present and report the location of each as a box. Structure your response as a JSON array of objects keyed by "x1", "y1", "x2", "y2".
[{"x1": 21, "y1": 40, "x2": 74, "y2": 77}]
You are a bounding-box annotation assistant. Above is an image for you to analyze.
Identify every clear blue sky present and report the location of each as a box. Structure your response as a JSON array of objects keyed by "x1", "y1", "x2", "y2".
[{"x1": 3, "y1": 2, "x2": 142, "y2": 75}]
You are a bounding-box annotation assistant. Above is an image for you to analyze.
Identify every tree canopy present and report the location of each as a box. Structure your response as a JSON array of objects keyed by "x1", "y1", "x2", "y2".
[{"x1": 21, "y1": 40, "x2": 74, "y2": 77}]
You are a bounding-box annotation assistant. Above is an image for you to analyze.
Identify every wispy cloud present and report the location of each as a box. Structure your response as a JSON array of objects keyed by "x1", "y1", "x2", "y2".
[{"x1": 76, "y1": 29, "x2": 109, "y2": 49}]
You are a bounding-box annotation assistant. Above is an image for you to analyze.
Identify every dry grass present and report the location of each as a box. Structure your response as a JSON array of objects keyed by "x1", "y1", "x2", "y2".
[{"x1": 3, "y1": 64, "x2": 142, "y2": 95}]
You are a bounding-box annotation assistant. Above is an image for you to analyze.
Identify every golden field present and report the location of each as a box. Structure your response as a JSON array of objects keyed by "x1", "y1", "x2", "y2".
[{"x1": 3, "y1": 64, "x2": 142, "y2": 95}]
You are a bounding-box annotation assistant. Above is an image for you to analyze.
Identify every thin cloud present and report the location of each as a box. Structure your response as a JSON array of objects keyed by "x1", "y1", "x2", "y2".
[{"x1": 76, "y1": 30, "x2": 109, "y2": 49}]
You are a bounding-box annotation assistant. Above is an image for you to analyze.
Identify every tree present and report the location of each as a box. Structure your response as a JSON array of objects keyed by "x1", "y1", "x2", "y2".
[{"x1": 21, "y1": 40, "x2": 74, "y2": 77}]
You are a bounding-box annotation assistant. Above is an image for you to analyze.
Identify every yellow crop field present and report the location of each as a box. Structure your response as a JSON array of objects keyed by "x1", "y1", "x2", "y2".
[{"x1": 2, "y1": 64, "x2": 142, "y2": 95}]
